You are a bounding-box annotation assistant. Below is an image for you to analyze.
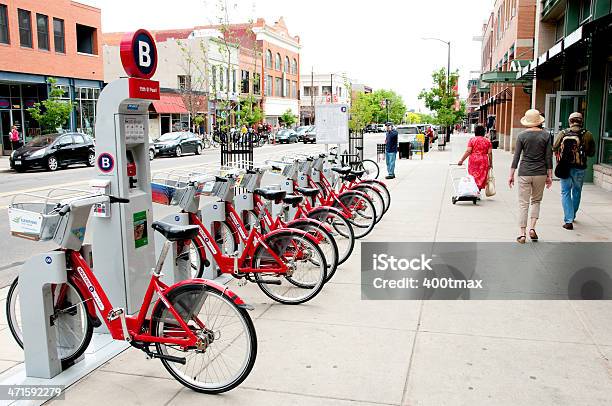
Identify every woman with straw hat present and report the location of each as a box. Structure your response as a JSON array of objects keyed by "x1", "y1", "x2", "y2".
[{"x1": 509, "y1": 109, "x2": 553, "y2": 244}]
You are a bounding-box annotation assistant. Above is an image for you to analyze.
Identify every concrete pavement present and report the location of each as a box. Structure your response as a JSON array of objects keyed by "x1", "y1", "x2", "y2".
[{"x1": 1, "y1": 134, "x2": 611, "y2": 405}]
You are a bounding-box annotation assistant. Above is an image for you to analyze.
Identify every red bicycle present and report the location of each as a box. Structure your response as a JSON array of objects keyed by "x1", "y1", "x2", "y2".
[{"x1": 7, "y1": 194, "x2": 257, "y2": 393}]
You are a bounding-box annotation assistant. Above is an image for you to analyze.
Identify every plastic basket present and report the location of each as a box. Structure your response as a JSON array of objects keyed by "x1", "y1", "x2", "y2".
[
  {"x1": 151, "y1": 179, "x2": 194, "y2": 207},
  {"x1": 8, "y1": 202, "x2": 62, "y2": 241}
]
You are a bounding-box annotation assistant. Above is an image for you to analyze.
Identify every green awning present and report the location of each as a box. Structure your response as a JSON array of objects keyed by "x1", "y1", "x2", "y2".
[{"x1": 481, "y1": 71, "x2": 530, "y2": 84}]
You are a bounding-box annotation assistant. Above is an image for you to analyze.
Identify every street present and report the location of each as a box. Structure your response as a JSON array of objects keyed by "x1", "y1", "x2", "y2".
[{"x1": 0, "y1": 135, "x2": 385, "y2": 287}]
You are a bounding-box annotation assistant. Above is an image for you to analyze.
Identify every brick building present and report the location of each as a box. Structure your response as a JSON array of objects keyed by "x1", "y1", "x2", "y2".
[
  {"x1": 0, "y1": 0, "x2": 103, "y2": 154},
  {"x1": 478, "y1": 0, "x2": 537, "y2": 152}
]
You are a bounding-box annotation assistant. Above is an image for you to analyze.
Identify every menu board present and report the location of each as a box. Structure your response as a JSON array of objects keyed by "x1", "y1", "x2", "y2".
[
  {"x1": 124, "y1": 116, "x2": 146, "y2": 144},
  {"x1": 315, "y1": 104, "x2": 349, "y2": 144}
]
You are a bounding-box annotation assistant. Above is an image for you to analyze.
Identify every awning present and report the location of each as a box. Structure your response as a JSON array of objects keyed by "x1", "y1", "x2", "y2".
[
  {"x1": 152, "y1": 94, "x2": 188, "y2": 114},
  {"x1": 481, "y1": 70, "x2": 530, "y2": 84}
]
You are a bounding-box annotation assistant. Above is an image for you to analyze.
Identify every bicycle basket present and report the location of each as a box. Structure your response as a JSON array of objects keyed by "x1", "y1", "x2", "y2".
[{"x1": 8, "y1": 202, "x2": 61, "y2": 241}]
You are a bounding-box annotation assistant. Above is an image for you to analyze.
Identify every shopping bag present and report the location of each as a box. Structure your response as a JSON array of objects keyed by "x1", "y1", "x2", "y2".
[
  {"x1": 457, "y1": 175, "x2": 479, "y2": 197},
  {"x1": 485, "y1": 169, "x2": 496, "y2": 197}
]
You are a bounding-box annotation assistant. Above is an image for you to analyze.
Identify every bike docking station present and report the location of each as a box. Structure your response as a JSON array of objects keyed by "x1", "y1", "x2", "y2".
[{"x1": 0, "y1": 29, "x2": 162, "y2": 404}]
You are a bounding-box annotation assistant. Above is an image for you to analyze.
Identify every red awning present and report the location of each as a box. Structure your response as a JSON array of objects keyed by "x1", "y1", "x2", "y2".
[{"x1": 152, "y1": 94, "x2": 188, "y2": 114}]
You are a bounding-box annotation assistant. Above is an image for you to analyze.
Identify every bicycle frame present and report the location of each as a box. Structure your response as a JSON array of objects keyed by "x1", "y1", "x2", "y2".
[
  {"x1": 188, "y1": 208, "x2": 289, "y2": 275},
  {"x1": 64, "y1": 249, "x2": 243, "y2": 347}
]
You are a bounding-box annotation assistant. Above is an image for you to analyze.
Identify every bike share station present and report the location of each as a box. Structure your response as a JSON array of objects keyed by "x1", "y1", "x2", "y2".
[{"x1": 0, "y1": 30, "x2": 165, "y2": 403}]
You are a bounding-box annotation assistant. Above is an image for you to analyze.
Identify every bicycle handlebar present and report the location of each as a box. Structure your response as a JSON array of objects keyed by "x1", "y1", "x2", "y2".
[{"x1": 58, "y1": 195, "x2": 130, "y2": 216}]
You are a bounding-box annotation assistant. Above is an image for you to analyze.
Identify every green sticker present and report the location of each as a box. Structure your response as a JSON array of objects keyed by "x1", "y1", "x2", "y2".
[{"x1": 133, "y1": 210, "x2": 148, "y2": 248}]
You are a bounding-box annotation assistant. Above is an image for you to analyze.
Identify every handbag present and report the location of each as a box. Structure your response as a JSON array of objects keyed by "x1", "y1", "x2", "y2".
[
  {"x1": 485, "y1": 168, "x2": 496, "y2": 197},
  {"x1": 554, "y1": 159, "x2": 570, "y2": 179}
]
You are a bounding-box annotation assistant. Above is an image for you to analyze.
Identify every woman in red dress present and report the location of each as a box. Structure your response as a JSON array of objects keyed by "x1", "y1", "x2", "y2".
[{"x1": 458, "y1": 125, "x2": 493, "y2": 191}]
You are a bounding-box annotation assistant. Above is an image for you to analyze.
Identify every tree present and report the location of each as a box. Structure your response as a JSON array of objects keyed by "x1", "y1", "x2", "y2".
[
  {"x1": 349, "y1": 91, "x2": 374, "y2": 131},
  {"x1": 177, "y1": 39, "x2": 209, "y2": 133},
  {"x1": 369, "y1": 89, "x2": 406, "y2": 124},
  {"x1": 405, "y1": 112, "x2": 422, "y2": 124},
  {"x1": 418, "y1": 68, "x2": 466, "y2": 128},
  {"x1": 27, "y1": 78, "x2": 74, "y2": 134},
  {"x1": 279, "y1": 109, "x2": 297, "y2": 127},
  {"x1": 237, "y1": 94, "x2": 263, "y2": 127}
]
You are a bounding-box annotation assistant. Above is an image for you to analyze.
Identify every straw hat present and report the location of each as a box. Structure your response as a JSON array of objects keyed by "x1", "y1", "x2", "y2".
[{"x1": 520, "y1": 109, "x2": 545, "y2": 127}]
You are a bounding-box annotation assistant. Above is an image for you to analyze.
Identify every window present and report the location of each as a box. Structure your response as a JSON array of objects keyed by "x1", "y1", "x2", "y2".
[
  {"x1": 178, "y1": 75, "x2": 191, "y2": 90},
  {"x1": 284, "y1": 56, "x2": 289, "y2": 73},
  {"x1": 284, "y1": 78, "x2": 290, "y2": 97},
  {"x1": 232, "y1": 69, "x2": 236, "y2": 93},
  {"x1": 219, "y1": 66, "x2": 224, "y2": 91},
  {"x1": 275, "y1": 53, "x2": 281, "y2": 70},
  {"x1": 265, "y1": 50, "x2": 272, "y2": 69},
  {"x1": 253, "y1": 73, "x2": 261, "y2": 95},
  {"x1": 73, "y1": 134, "x2": 85, "y2": 144},
  {"x1": 580, "y1": 0, "x2": 592, "y2": 23},
  {"x1": 241, "y1": 70, "x2": 250, "y2": 93},
  {"x1": 211, "y1": 66, "x2": 217, "y2": 91},
  {"x1": 0, "y1": 5, "x2": 9, "y2": 44},
  {"x1": 555, "y1": 15, "x2": 565, "y2": 42},
  {"x1": 303, "y1": 86, "x2": 319, "y2": 97},
  {"x1": 53, "y1": 18, "x2": 64, "y2": 53},
  {"x1": 274, "y1": 77, "x2": 282, "y2": 97},
  {"x1": 322, "y1": 85, "x2": 332, "y2": 95},
  {"x1": 601, "y1": 62, "x2": 612, "y2": 165},
  {"x1": 265, "y1": 74, "x2": 272, "y2": 96},
  {"x1": 291, "y1": 58, "x2": 297, "y2": 74},
  {"x1": 575, "y1": 69, "x2": 588, "y2": 91},
  {"x1": 291, "y1": 81, "x2": 297, "y2": 99},
  {"x1": 36, "y1": 14, "x2": 49, "y2": 50},
  {"x1": 57, "y1": 135, "x2": 73, "y2": 146},
  {"x1": 18, "y1": 9, "x2": 32, "y2": 48},
  {"x1": 76, "y1": 24, "x2": 96, "y2": 54}
]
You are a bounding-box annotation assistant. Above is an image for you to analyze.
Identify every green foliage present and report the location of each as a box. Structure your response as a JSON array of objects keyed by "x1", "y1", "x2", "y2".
[
  {"x1": 279, "y1": 109, "x2": 297, "y2": 127},
  {"x1": 349, "y1": 91, "x2": 374, "y2": 131},
  {"x1": 237, "y1": 94, "x2": 263, "y2": 127},
  {"x1": 27, "y1": 78, "x2": 74, "y2": 134},
  {"x1": 369, "y1": 89, "x2": 406, "y2": 124},
  {"x1": 193, "y1": 115, "x2": 206, "y2": 127},
  {"x1": 418, "y1": 68, "x2": 466, "y2": 127}
]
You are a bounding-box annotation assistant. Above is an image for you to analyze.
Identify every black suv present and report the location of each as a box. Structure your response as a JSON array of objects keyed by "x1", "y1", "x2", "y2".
[{"x1": 10, "y1": 133, "x2": 95, "y2": 172}]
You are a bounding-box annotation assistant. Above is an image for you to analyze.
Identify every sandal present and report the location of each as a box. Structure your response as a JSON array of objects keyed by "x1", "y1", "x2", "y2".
[
  {"x1": 529, "y1": 229, "x2": 539, "y2": 241},
  {"x1": 516, "y1": 235, "x2": 526, "y2": 244}
]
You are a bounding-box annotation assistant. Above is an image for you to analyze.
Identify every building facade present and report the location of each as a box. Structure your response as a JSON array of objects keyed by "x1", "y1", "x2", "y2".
[
  {"x1": 0, "y1": 0, "x2": 103, "y2": 154},
  {"x1": 300, "y1": 72, "x2": 352, "y2": 125},
  {"x1": 478, "y1": 0, "x2": 537, "y2": 151}
]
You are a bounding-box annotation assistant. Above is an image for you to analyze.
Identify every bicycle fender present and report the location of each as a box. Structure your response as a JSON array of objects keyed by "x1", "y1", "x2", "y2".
[
  {"x1": 261, "y1": 226, "x2": 319, "y2": 246},
  {"x1": 161, "y1": 278, "x2": 250, "y2": 308},
  {"x1": 306, "y1": 205, "x2": 345, "y2": 218},
  {"x1": 286, "y1": 218, "x2": 333, "y2": 234}
]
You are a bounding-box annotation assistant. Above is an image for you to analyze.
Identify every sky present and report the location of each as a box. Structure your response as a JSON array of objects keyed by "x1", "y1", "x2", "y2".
[{"x1": 81, "y1": 0, "x2": 493, "y2": 111}]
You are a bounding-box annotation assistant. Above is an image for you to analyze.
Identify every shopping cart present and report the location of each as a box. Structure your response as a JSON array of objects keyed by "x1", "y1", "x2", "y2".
[{"x1": 448, "y1": 164, "x2": 479, "y2": 205}]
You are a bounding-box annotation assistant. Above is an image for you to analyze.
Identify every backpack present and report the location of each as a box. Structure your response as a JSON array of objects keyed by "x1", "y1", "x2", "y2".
[{"x1": 558, "y1": 129, "x2": 586, "y2": 166}]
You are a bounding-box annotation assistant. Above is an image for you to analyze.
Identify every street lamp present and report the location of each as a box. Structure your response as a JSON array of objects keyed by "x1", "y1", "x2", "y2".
[{"x1": 422, "y1": 37, "x2": 452, "y2": 141}]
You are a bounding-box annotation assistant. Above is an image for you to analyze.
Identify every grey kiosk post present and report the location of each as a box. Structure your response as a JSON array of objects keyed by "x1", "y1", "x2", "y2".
[{"x1": 90, "y1": 29, "x2": 160, "y2": 315}]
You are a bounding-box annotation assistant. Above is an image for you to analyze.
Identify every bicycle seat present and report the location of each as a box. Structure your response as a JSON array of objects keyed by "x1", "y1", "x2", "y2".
[
  {"x1": 152, "y1": 221, "x2": 200, "y2": 242},
  {"x1": 343, "y1": 174, "x2": 358, "y2": 182},
  {"x1": 283, "y1": 194, "x2": 303, "y2": 206},
  {"x1": 296, "y1": 187, "x2": 319, "y2": 197},
  {"x1": 332, "y1": 166, "x2": 352, "y2": 175},
  {"x1": 254, "y1": 188, "x2": 286, "y2": 202},
  {"x1": 351, "y1": 169, "x2": 366, "y2": 178}
]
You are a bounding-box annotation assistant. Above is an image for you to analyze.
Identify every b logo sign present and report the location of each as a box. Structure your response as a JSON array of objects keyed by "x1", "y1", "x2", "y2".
[
  {"x1": 120, "y1": 29, "x2": 157, "y2": 79},
  {"x1": 98, "y1": 153, "x2": 115, "y2": 173}
]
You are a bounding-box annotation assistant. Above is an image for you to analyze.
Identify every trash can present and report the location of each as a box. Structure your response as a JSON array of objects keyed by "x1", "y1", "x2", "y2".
[{"x1": 399, "y1": 142, "x2": 411, "y2": 159}]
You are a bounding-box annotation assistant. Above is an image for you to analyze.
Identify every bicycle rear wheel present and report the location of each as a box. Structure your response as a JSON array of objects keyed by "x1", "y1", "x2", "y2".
[
  {"x1": 6, "y1": 276, "x2": 93, "y2": 368},
  {"x1": 307, "y1": 208, "x2": 355, "y2": 266},
  {"x1": 360, "y1": 180, "x2": 391, "y2": 214},
  {"x1": 253, "y1": 231, "x2": 327, "y2": 305},
  {"x1": 352, "y1": 184, "x2": 385, "y2": 223},
  {"x1": 288, "y1": 219, "x2": 339, "y2": 282},
  {"x1": 358, "y1": 159, "x2": 380, "y2": 180},
  {"x1": 152, "y1": 283, "x2": 257, "y2": 394},
  {"x1": 333, "y1": 191, "x2": 377, "y2": 239}
]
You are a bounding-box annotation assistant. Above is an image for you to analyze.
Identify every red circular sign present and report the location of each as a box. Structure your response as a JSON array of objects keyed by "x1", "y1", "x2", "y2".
[{"x1": 120, "y1": 29, "x2": 158, "y2": 79}]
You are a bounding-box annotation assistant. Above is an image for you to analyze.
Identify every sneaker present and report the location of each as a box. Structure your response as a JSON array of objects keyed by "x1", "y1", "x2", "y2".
[
  {"x1": 385, "y1": 175, "x2": 395, "y2": 179},
  {"x1": 562, "y1": 223, "x2": 573, "y2": 230}
]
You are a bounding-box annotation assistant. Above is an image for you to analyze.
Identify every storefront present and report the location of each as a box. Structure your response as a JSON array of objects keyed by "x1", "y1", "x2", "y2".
[
  {"x1": 149, "y1": 92, "x2": 207, "y2": 139},
  {"x1": 0, "y1": 73, "x2": 103, "y2": 155}
]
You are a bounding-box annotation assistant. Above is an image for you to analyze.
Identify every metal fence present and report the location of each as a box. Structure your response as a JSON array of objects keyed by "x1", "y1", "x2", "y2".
[
  {"x1": 342, "y1": 130, "x2": 364, "y2": 166},
  {"x1": 220, "y1": 132, "x2": 254, "y2": 168}
]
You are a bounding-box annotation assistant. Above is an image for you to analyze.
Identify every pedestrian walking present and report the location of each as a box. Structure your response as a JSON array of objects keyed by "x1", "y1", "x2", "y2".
[
  {"x1": 9, "y1": 125, "x2": 20, "y2": 150},
  {"x1": 509, "y1": 109, "x2": 553, "y2": 244},
  {"x1": 385, "y1": 122, "x2": 398, "y2": 179},
  {"x1": 457, "y1": 125, "x2": 492, "y2": 192},
  {"x1": 552, "y1": 112, "x2": 596, "y2": 230}
]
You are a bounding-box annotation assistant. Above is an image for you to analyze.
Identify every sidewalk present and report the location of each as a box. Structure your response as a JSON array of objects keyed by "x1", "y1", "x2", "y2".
[{"x1": 1, "y1": 134, "x2": 612, "y2": 405}]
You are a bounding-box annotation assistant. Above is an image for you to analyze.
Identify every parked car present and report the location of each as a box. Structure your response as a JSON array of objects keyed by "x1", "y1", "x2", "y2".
[
  {"x1": 376, "y1": 124, "x2": 386, "y2": 133},
  {"x1": 275, "y1": 129, "x2": 298, "y2": 143},
  {"x1": 364, "y1": 124, "x2": 378, "y2": 133},
  {"x1": 10, "y1": 132, "x2": 95, "y2": 172},
  {"x1": 154, "y1": 132, "x2": 203, "y2": 157},
  {"x1": 396, "y1": 125, "x2": 422, "y2": 149},
  {"x1": 148, "y1": 138, "x2": 157, "y2": 160},
  {"x1": 295, "y1": 125, "x2": 313, "y2": 141},
  {"x1": 303, "y1": 126, "x2": 316, "y2": 143}
]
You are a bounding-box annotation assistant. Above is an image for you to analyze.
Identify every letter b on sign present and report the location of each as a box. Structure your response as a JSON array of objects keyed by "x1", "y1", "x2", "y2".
[
  {"x1": 120, "y1": 29, "x2": 157, "y2": 79},
  {"x1": 138, "y1": 41, "x2": 151, "y2": 67}
]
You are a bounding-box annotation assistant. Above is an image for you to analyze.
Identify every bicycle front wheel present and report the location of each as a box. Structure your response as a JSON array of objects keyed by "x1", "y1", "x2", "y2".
[
  {"x1": 6, "y1": 276, "x2": 93, "y2": 368},
  {"x1": 352, "y1": 184, "x2": 385, "y2": 224},
  {"x1": 306, "y1": 208, "x2": 355, "y2": 266},
  {"x1": 152, "y1": 283, "x2": 257, "y2": 394},
  {"x1": 253, "y1": 231, "x2": 327, "y2": 305}
]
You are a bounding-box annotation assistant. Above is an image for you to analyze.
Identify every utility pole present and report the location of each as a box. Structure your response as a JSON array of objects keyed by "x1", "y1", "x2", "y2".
[
  {"x1": 330, "y1": 73, "x2": 333, "y2": 104},
  {"x1": 311, "y1": 67, "x2": 314, "y2": 125}
]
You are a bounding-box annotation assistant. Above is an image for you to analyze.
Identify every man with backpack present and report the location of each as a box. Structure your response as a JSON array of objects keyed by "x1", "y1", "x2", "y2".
[{"x1": 553, "y1": 112, "x2": 596, "y2": 230}]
